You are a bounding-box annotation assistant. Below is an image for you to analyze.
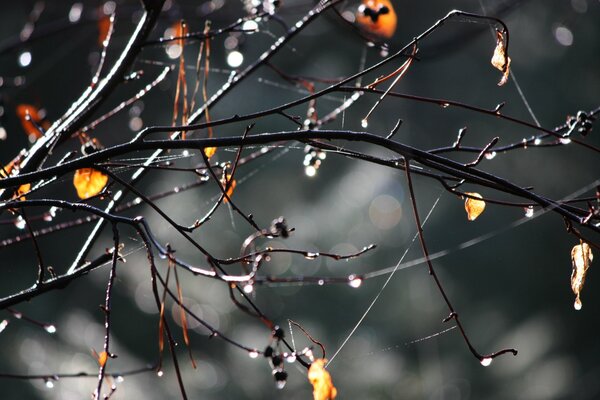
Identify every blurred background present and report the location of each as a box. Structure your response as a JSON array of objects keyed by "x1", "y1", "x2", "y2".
[{"x1": 0, "y1": 0, "x2": 598, "y2": 399}]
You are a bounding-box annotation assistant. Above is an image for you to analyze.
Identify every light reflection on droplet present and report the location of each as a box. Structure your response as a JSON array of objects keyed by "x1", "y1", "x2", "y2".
[
  {"x1": 242, "y1": 20, "x2": 259, "y2": 33},
  {"x1": 44, "y1": 325, "x2": 57, "y2": 334},
  {"x1": 157, "y1": 370, "x2": 164, "y2": 377},
  {"x1": 317, "y1": 279, "x2": 324, "y2": 286},
  {"x1": 116, "y1": 375, "x2": 124, "y2": 383},
  {"x1": 243, "y1": 283, "x2": 254, "y2": 294},
  {"x1": 560, "y1": 137, "x2": 572, "y2": 144},
  {"x1": 484, "y1": 151, "x2": 497, "y2": 160},
  {"x1": 69, "y1": 3, "x2": 83, "y2": 23},
  {"x1": 249, "y1": 350, "x2": 259, "y2": 359},
  {"x1": 226, "y1": 51, "x2": 244, "y2": 68},
  {"x1": 361, "y1": 119, "x2": 368, "y2": 128},
  {"x1": 15, "y1": 216, "x2": 26, "y2": 230},
  {"x1": 305, "y1": 165, "x2": 317, "y2": 177},
  {"x1": 0, "y1": 127, "x2": 6, "y2": 141},
  {"x1": 0, "y1": 319, "x2": 8, "y2": 333},
  {"x1": 348, "y1": 275, "x2": 362, "y2": 288},
  {"x1": 554, "y1": 25, "x2": 574, "y2": 47},
  {"x1": 574, "y1": 298, "x2": 582, "y2": 310},
  {"x1": 480, "y1": 357, "x2": 493, "y2": 367},
  {"x1": 275, "y1": 379, "x2": 286, "y2": 389},
  {"x1": 45, "y1": 379, "x2": 54, "y2": 388},
  {"x1": 18, "y1": 51, "x2": 32, "y2": 67},
  {"x1": 524, "y1": 206, "x2": 534, "y2": 218},
  {"x1": 534, "y1": 138, "x2": 542, "y2": 145}
]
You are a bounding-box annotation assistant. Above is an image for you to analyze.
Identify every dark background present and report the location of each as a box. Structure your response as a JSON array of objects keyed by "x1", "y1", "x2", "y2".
[{"x1": 0, "y1": 0, "x2": 598, "y2": 399}]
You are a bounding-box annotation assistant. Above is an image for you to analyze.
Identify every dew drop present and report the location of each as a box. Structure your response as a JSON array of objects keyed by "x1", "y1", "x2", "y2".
[
  {"x1": 157, "y1": 370, "x2": 164, "y2": 377},
  {"x1": 480, "y1": 357, "x2": 493, "y2": 367},
  {"x1": 441, "y1": 103, "x2": 450, "y2": 109},
  {"x1": 43, "y1": 213, "x2": 53, "y2": 222},
  {"x1": 0, "y1": 319, "x2": 8, "y2": 333},
  {"x1": 14, "y1": 215, "x2": 26, "y2": 230},
  {"x1": 243, "y1": 283, "x2": 254, "y2": 294},
  {"x1": 305, "y1": 165, "x2": 317, "y2": 177},
  {"x1": 44, "y1": 324, "x2": 57, "y2": 334},
  {"x1": 249, "y1": 350, "x2": 259, "y2": 359},
  {"x1": 348, "y1": 275, "x2": 362, "y2": 288},
  {"x1": 524, "y1": 206, "x2": 534, "y2": 218},
  {"x1": 116, "y1": 375, "x2": 124, "y2": 383},
  {"x1": 484, "y1": 151, "x2": 497, "y2": 160},
  {"x1": 574, "y1": 298, "x2": 582, "y2": 310},
  {"x1": 560, "y1": 137, "x2": 572, "y2": 144},
  {"x1": 534, "y1": 138, "x2": 542, "y2": 145},
  {"x1": 286, "y1": 354, "x2": 296, "y2": 363},
  {"x1": 361, "y1": 119, "x2": 368, "y2": 128},
  {"x1": 317, "y1": 279, "x2": 324, "y2": 286},
  {"x1": 275, "y1": 380, "x2": 286, "y2": 389},
  {"x1": 304, "y1": 252, "x2": 319, "y2": 260},
  {"x1": 45, "y1": 379, "x2": 54, "y2": 388},
  {"x1": 49, "y1": 206, "x2": 59, "y2": 218}
]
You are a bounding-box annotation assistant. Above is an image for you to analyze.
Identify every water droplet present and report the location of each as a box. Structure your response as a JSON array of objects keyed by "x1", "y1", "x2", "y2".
[
  {"x1": 534, "y1": 138, "x2": 542, "y2": 145},
  {"x1": 348, "y1": 275, "x2": 362, "y2": 288},
  {"x1": 304, "y1": 252, "x2": 319, "y2": 260},
  {"x1": 12, "y1": 311, "x2": 22, "y2": 319},
  {"x1": 524, "y1": 206, "x2": 534, "y2": 218},
  {"x1": 227, "y1": 51, "x2": 244, "y2": 68},
  {"x1": 157, "y1": 370, "x2": 164, "y2": 377},
  {"x1": 305, "y1": 165, "x2": 317, "y2": 177},
  {"x1": 14, "y1": 216, "x2": 26, "y2": 230},
  {"x1": 361, "y1": 119, "x2": 368, "y2": 128},
  {"x1": 45, "y1": 379, "x2": 54, "y2": 388},
  {"x1": 480, "y1": 357, "x2": 493, "y2": 367},
  {"x1": 18, "y1": 51, "x2": 32, "y2": 68},
  {"x1": 286, "y1": 354, "x2": 296, "y2": 363},
  {"x1": 43, "y1": 213, "x2": 53, "y2": 222},
  {"x1": 560, "y1": 137, "x2": 572, "y2": 144},
  {"x1": 249, "y1": 350, "x2": 259, "y2": 359},
  {"x1": 317, "y1": 279, "x2": 324, "y2": 286},
  {"x1": 275, "y1": 380, "x2": 286, "y2": 389},
  {"x1": 243, "y1": 283, "x2": 254, "y2": 294},
  {"x1": 0, "y1": 319, "x2": 8, "y2": 333},
  {"x1": 522, "y1": 138, "x2": 528, "y2": 149},
  {"x1": 182, "y1": 150, "x2": 189, "y2": 157},
  {"x1": 49, "y1": 206, "x2": 59, "y2": 218},
  {"x1": 44, "y1": 324, "x2": 56, "y2": 334},
  {"x1": 484, "y1": 151, "x2": 497, "y2": 160},
  {"x1": 441, "y1": 103, "x2": 450, "y2": 109},
  {"x1": 574, "y1": 298, "x2": 582, "y2": 310},
  {"x1": 69, "y1": 3, "x2": 83, "y2": 23},
  {"x1": 116, "y1": 375, "x2": 124, "y2": 383}
]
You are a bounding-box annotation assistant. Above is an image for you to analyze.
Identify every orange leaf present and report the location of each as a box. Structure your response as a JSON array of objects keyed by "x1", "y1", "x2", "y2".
[
  {"x1": 571, "y1": 242, "x2": 593, "y2": 310},
  {"x1": 73, "y1": 168, "x2": 108, "y2": 200},
  {"x1": 220, "y1": 173, "x2": 236, "y2": 203},
  {"x1": 98, "y1": 15, "x2": 111, "y2": 47},
  {"x1": 93, "y1": 349, "x2": 109, "y2": 367},
  {"x1": 16, "y1": 104, "x2": 44, "y2": 140},
  {"x1": 308, "y1": 359, "x2": 337, "y2": 400},
  {"x1": 491, "y1": 30, "x2": 511, "y2": 86},
  {"x1": 464, "y1": 192, "x2": 485, "y2": 221},
  {"x1": 1, "y1": 161, "x2": 31, "y2": 201},
  {"x1": 356, "y1": 0, "x2": 397, "y2": 40},
  {"x1": 204, "y1": 147, "x2": 217, "y2": 159}
]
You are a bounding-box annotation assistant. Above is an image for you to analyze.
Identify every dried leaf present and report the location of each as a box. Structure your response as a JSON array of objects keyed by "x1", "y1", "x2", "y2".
[
  {"x1": 73, "y1": 168, "x2": 108, "y2": 200},
  {"x1": 464, "y1": 192, "x2": 486, "y2": 221},
  {"x1": 491, "y1": 30, "x2": 511, "y2": 86},
  {"x1": 308, "y1": 359, "x2": 337, "y2": 400},
  {"x1": 221, "y1": 173, "x2": 236, "y2": 203},
  {"x1": 93, "y1": 349, "x2": 108, "y2": 367},
  {"x1": 204, "y1": 147, "x2": 217, "y2": 159},
  {"x1": 1, "y1": 161, "x2": 31, "y2": 201},
  {"x1": 356, "y1": 0, "x2": 397, "y2": 39},
  {"x1": 571, "y1": 242, "x2": 593, "y2": 310},
  {"x1": 98, "y1": 15, "x2": 111, "y2": 47},
  {"x1": 16, "y1": 104, "x2": 45, "y2": 140}
]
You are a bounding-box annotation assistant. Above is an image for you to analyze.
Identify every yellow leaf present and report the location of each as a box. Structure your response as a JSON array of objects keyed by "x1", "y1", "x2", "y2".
[
  {"x1": 491, "y1": 30, "x2": 511, "y2": 86},
  {"x1": 308, "y1": 359, "x2": 337, "y2": 400},
  {"x1": 464, "y1": 192, "x2": 486, "y2": 221},
  {"x1": 221, "y1": 173, "x2": 236, "y2": 203},
  {"x1": 571, "y1": 242, "x2": 593, "y2": 310},
  {"x1": 73, "y1": 168, "x2": 108, "y2": 200},
  {"x1": 204, "y1": 147, "x2": 217, "y2": 159}
]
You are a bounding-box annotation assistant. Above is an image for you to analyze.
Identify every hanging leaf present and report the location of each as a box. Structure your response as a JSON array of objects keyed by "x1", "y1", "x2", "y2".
[
  {"x1": 308, "y1": 359, "x2": 337, "y2": 400},
  {"x1": 571, "y1": 242, "x2": 593, "y2": 310},
  {"x1": 356, "y1": 0, "x2": 397, "y2": 40},
  {"x1": 464, "y1": 192, "x2": 486, "y2": 221},
  {"x1": 1, "y1": 160, "x2": 31, "y2": 201},
  {"x1": 491, "y1": 30, "x2": 511, "y2": 86},
  {"x1": 204, "y1": 147, "x2": 217, "y2": 159},
  {"x1": 98, "y1": 15, "x2": 111, "y2": 47},
  {"x1": 221, "y1": 173, "x2": 236, "y2": 203},
  {"x1": 92, "y1": 349, "x2": 109, "y2": 367},
  {"x1": 73, "y1": 168, "x2": 108, "y2": 200},
  {"x1": 16, "y1": 104, "x2": 45, "y2": 140}
]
